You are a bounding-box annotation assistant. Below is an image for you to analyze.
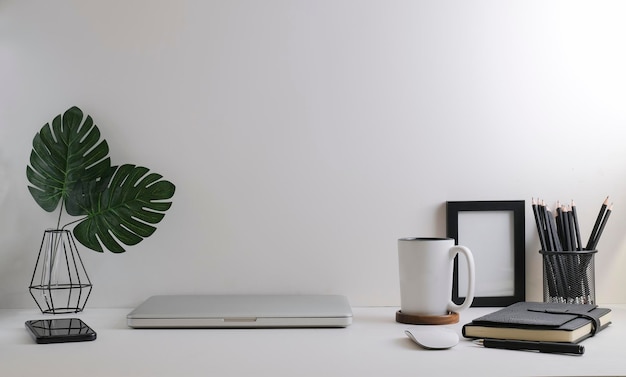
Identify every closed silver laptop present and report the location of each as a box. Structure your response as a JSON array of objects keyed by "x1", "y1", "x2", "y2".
[{"x1": 127, "y1": 294, "x2": 352, "y2": 328}]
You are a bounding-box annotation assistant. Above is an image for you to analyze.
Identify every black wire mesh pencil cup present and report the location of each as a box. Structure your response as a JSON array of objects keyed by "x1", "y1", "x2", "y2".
[{"x1": 540, "y1": 249, "x2": 596, "y2": 305}]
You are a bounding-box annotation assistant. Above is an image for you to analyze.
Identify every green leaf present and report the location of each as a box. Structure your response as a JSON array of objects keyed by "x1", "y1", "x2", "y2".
[
  {"x1": 27, "y1": 106, "x2": 176, "y2": 254},
  {"x1": 26, "y1": 106, "x2": 112, "y2": 215},
  {"x1": 72, "y1": 164, "x2": 176, "y2": 253}
]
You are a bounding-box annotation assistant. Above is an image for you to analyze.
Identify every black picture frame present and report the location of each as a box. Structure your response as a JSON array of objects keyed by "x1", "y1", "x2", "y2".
[{"x1": 446, "y1": 200, "x2": 525, "y2": 307}]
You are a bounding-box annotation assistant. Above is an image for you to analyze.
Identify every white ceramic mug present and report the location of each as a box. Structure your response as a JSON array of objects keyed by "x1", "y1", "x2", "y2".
[{"x1": 398, "y1": 237, "x2": 475, "y2": 316}]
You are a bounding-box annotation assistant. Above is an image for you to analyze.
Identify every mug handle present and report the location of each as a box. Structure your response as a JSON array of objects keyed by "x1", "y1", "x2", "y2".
[{"x1": 447, "y1": 245, "x2": 475, "y2": 313}]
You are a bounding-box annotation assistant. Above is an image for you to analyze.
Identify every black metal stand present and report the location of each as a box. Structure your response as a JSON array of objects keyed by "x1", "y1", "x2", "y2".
[{"x1": 29, "y1": 229, "x2": 93, "y2": 314}]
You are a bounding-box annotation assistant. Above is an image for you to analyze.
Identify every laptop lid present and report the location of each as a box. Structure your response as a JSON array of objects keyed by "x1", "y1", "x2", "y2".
[{"x1": 126, "y1": 294, "x2": 352, "y2": 328}]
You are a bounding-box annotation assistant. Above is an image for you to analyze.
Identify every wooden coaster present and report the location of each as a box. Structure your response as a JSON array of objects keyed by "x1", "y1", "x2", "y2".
[{"x1": 395, "y1": 310, "x2": 459, "y2": 325}]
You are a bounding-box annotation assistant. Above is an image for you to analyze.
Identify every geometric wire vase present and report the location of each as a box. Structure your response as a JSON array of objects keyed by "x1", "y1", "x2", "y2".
[{"x1": 29, "y1": 229, "x2": 93, "y2": 314}]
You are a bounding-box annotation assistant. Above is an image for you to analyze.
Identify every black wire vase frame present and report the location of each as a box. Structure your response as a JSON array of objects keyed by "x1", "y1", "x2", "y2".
[{"x1": 29, "y1": 229, "x2": 93, "y2": 314}]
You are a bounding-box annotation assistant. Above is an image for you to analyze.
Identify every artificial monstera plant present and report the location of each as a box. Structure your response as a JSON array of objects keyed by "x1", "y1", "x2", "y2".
[{"x1": 26, "y1": 106, "x2": 175, "y2": 253}]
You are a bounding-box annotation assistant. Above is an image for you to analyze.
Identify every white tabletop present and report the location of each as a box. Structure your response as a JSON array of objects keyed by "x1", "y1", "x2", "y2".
[{"x1": 1, "y1": 305, "x2": 624, "y2": 377}]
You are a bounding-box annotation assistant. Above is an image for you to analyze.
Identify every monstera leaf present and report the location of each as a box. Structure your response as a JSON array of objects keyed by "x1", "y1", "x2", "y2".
[
  {"x1": 26, "y1": 106, "x2": 111, "y2": 216},
  {"x1": 27, "y1": 106, "x2": 176, "y2": 253},
  {"x1": 72, "y1": 164, "x2": 175, "y2": 253}
]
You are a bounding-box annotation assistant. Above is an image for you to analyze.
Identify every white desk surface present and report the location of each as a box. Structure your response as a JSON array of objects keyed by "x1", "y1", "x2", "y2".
[{"x1": 1, "y1": 305, "x2": 624, "y2": 377}]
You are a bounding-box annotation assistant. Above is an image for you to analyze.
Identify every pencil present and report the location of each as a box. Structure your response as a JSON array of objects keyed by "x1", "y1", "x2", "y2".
[
  {"x1": 561, "y1": 205, "x2": 572, "y2": 251},
  {"x1": 542, "y1": 202, "x2": 555, "y2": 251},
  {"x1": 532, "y1": 198, "x2": 547, "y2": 251},
  {"x1": 567, "y1": 206, "x2": 576, "y2": 251},
  {"x1": 555, "y1": 202, "x2": 564, "y2": 245},
  {"x1": 547, "y1": 205, "x2": 563, "y2": 251},
  {"x1": 571, "y1": 200, "x2": 582, "y2": 251},
  {"x1": 586, "y1": 196, "x2": 609, "y2": 250},
  {"x1": 546, "y1": 204, "x2": 567, "y2": 298},
  {"x1": 589, "y1": 203, "x2": 613, "y2": 250}
]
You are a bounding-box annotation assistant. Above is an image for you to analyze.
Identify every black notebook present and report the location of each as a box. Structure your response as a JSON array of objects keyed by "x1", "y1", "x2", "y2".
[{"x1": 463, "y1": 302, "x2": 611, "y2": 343}]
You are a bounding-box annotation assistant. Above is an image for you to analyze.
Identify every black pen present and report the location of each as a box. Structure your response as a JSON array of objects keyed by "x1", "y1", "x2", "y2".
[{"x1": 475, "y1": 339, "x2": 584, "y2": 355}]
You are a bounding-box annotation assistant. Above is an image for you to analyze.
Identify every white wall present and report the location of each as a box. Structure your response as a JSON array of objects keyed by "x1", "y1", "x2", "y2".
[{"x1": 1, "y1": 0, "x2": 626, "y2": 309}]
